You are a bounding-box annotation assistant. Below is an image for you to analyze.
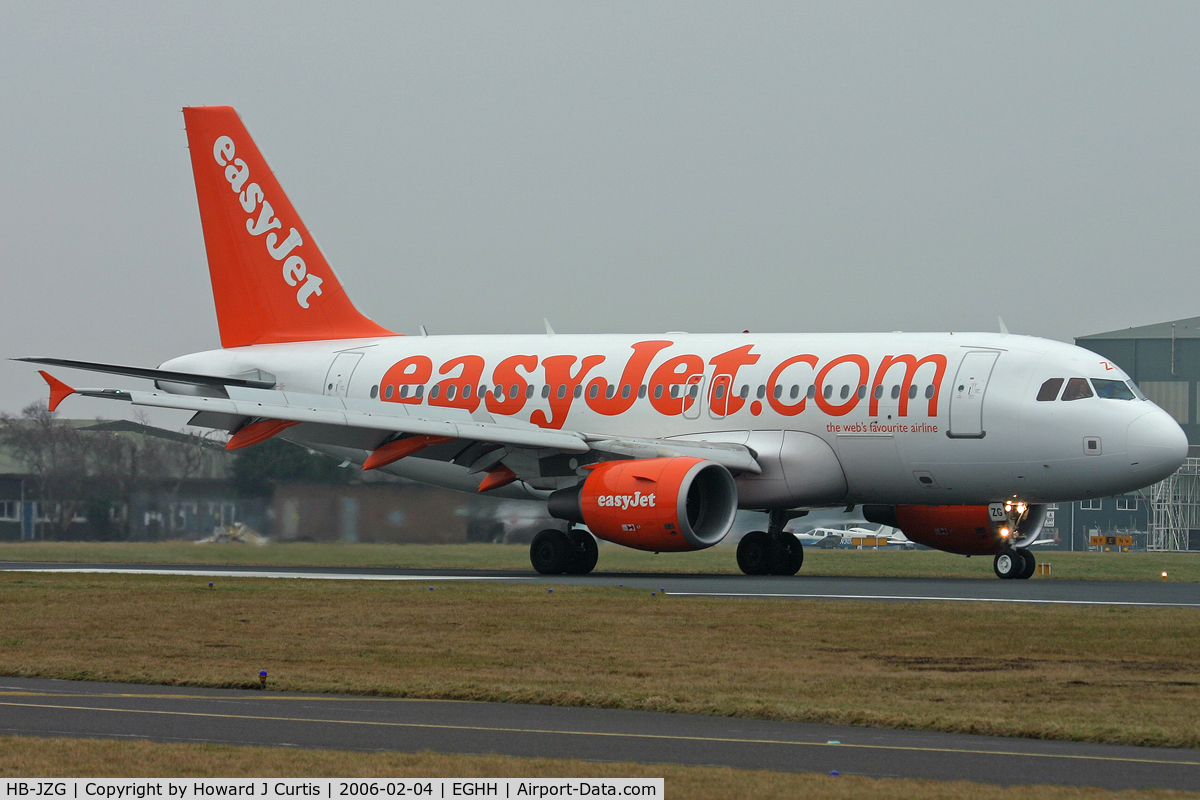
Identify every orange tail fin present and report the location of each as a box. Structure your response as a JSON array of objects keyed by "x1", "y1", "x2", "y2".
[{"x1": 183, "y1": 106, "x2": 396, "y2": 347}]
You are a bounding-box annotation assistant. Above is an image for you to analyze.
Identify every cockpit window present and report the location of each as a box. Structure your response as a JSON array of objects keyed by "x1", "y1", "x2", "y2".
[
  {"x1": 1061, "y1": 377, "x2": 1094, "y2": 401},
  {"x1": 1129, "y1": 382, "x2": 1147, "y2": 400},
  {"x1": 1036, "y1": 378, "x2": 1064, "y2": 402},
  {"x1": 1091, "y1": 379, "x2": 1136, "y2": 400}
]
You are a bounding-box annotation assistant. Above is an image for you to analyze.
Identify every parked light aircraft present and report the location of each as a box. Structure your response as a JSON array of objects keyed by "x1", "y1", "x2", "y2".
[{"x1": 24, "y1": 107, "x2": 1189, "y2": 579}]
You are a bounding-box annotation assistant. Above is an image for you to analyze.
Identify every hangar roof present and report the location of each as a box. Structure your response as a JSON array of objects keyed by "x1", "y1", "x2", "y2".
[{"x1": 1078, "y1": 316, "x2": 1200, "y2": 341}]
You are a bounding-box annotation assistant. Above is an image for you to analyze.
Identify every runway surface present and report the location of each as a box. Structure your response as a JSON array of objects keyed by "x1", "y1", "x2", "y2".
[
  {"x1": 3, "y1": 561, "x2": 1199, "y2": 606},
  {"x1": 1, "y1": 677, "x2": 1197, "y2": 791}
]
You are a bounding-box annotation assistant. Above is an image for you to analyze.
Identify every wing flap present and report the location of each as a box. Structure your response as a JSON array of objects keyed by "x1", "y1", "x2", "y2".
[{"x1": 124, "y1": 387, "x2": 591, "y2": 452}]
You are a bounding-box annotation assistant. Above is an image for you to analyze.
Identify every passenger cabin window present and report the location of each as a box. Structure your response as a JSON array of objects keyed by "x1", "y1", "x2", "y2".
[
  {"x1": 1092, "y1": 379, "x2": 1136, "y2": 400},
  {"x1": 1061, "y1": 378, "x2": 1093, "y2": 401},
  {"x1": 1037, "y1": 378, "x2": 1063, "y2": 402}
]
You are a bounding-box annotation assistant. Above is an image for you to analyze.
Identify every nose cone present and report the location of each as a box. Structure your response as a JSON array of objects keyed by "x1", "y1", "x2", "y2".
[{"x1": 1127, "y1": 410, "x2": 1189, "y2": 483}]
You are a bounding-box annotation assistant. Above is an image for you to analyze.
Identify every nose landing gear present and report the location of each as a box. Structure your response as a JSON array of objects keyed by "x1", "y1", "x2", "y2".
[{"x1": 993, "y1": 500, "x2": 1037, "y2": 579}]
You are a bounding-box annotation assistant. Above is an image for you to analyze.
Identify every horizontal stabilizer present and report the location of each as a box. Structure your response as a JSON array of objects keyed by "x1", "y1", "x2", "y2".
[{"x1": 15, "y1": 358, "x2": 276, "y2": 389}]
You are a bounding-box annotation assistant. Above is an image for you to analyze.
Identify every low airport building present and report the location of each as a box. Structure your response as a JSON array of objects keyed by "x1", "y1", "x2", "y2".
[{"x1": 1078, "y1": 316, "x2": 1200, "y2": 550}]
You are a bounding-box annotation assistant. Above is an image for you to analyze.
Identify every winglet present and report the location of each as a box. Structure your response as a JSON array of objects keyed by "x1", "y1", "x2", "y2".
[
  {"x1": 39, "y1": 371, "x2": 75, "y2": 412},
  {"x1": 998, "y1": 316, "x2": 1010, "y2": 336}
]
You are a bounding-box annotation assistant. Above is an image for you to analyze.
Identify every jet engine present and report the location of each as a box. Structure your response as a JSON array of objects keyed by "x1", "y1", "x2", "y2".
[
  {"x1": 863, "y1": 502, "x2": 1049, "y2": 555},
  {"x1": 548, "y1": 457, "x2": 738, "y2": 551}
]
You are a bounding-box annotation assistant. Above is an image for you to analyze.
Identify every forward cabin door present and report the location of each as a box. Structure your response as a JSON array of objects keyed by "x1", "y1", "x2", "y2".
[
  {"x1": 324, "y1": 351, "x2": 364, "y2": 397},
  {"x1": 948, "y1": 350, "x2": 999, "y2": 438}
]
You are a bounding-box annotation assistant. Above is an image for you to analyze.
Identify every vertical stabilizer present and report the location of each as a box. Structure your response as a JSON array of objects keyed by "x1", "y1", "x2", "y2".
[{"x1": 183, "y1": 106, "x2": 396, "y2": 347}]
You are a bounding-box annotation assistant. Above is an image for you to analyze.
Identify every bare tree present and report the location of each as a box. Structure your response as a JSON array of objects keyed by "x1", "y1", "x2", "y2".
[{"x1": 0, "y1": 402, "x2": 90, "y2": 539}]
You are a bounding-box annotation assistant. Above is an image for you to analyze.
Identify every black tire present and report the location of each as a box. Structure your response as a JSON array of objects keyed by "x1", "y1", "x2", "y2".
[
  {"x1": 770, "y1": 531, "x2": 804, "y2": 575},
  {"x1": 1017, "y1": 549, "x2": 1036, "y2": 579},
  {"x1": 530, "y1": 529, "x2": 571, "y2": 575},
  {"x1": 737, "y1": 531, "x2": 774, "y2": 575},
  {"x1": 564, "y1": 529, "x2": 599, "y2": 575},
  {"x1": 993, "y1": 550, "x2": 1021, "y2": 579}
]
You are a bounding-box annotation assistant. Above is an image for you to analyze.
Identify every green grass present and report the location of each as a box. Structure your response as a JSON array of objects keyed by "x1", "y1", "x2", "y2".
[
  {"x1": 2, "y1": 572, "x2": 1199, "y2": 748},
  {"x1": 0, "y1": 540, "x2": 1197, "y2": 581}
]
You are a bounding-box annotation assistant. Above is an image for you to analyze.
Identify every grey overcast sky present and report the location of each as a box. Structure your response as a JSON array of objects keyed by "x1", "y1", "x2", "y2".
[{"x1": 1, "y1": 2, "x2": 1198, "y2": 422}]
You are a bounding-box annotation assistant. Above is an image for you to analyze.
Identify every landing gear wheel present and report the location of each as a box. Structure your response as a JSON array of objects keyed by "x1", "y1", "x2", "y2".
[
  {"x1": 564, "y1": 529, "x2": 599, "y2": 575},
  {"x1": 770, "y1": 531, "x2": 804, "y2": 576},
  {"x1": 737, "y1": 531, "x2": 774, "y2": 575},
  {"x1": 1016, "y1": 549, "x2": 1036, "y2": 580},
  {"x1": 530, "y1": 529, "x2": 572, "y2": 575},
  {"x1": 993, "y1": 550, "x2": 1021, "y2": 579}
]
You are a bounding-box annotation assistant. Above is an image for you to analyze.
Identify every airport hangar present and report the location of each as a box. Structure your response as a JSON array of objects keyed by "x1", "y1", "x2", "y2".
[{"x1": 1077, "y1": 315, "x2": 1200, "y2": 551}]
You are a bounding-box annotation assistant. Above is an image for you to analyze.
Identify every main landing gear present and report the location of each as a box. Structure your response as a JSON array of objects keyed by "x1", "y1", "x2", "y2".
[
  {"x1": 530, "y1": 528, "x2": 598, "y2": 575},
  {"x1": 994, "y1": 549, "x2": 1036, "y2": 580},
  {"x1": 737, "y1": 509, "x2": 805, "y2": 576}
]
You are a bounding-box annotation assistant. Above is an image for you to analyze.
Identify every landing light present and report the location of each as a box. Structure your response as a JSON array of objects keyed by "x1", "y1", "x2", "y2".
[
  {"x1": 1000, "y1": 527, "x2": 1010, "y2": 537},
  {"x1": 1017, "y1": 502, "x2": 1027, "y2": 514}
]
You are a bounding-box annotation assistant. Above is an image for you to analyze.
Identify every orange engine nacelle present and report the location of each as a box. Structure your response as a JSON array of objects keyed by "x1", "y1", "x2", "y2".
[
  {"x1": 863, "y1": 503, "x2": 1048, "y2": 555},
  {"x1": 548, "y1": 457, "x2": 738, "y2": 552}
]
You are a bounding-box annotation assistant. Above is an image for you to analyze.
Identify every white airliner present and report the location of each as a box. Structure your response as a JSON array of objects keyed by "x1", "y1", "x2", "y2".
[{"x1": 24, "y1": 106, "x2": 1189, "y2": 580}]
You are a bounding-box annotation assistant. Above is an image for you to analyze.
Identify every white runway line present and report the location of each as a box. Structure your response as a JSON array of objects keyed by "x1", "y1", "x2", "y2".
[{"x1": 670, "y1": 591, "x2": 1200, "y2": 608}]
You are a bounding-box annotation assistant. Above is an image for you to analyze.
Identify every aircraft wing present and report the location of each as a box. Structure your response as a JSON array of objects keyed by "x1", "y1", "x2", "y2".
[
  {"x1": 16, "y1": 357, "x2": 277, "y2": 389},
  {"x1": 39, "y1": 373, "x2": 762, "y2": 477}
]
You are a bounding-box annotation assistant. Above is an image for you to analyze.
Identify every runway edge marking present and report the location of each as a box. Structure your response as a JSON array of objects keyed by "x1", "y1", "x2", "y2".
[{"x1": 670, "y1": 592, "x2": 1200, "y2": 608}]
